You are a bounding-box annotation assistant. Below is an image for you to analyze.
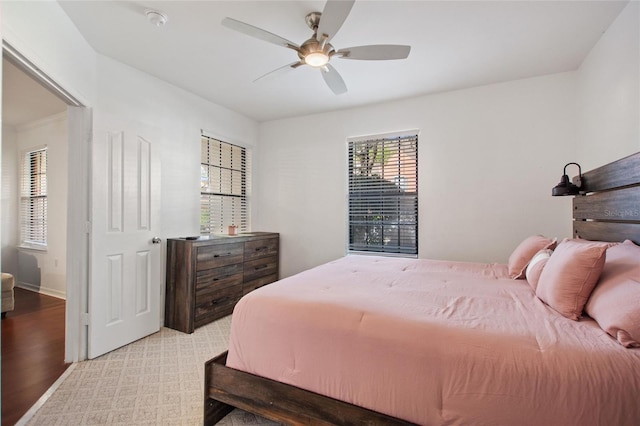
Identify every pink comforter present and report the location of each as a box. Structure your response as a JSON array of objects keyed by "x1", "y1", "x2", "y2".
[{"x1": 226, "y1": 255, "x2": 640, "y2": 425}]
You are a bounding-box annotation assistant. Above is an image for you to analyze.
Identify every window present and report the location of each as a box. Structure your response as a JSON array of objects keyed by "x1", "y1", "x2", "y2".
[
  {"x1": 20, "y1": 147, "x2": 48, "y2": 249},
  {"x1": 348, "y1": 133, "x2": 418, "y2": 255},
  {"x1": 200, "y1": 135, "x2": 249, "y2": 234}
]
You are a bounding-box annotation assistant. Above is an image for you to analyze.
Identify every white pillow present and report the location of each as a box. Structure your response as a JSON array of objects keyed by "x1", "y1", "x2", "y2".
[{"x1": 525, "y1": 249, "x2": 553, "y2": 291}]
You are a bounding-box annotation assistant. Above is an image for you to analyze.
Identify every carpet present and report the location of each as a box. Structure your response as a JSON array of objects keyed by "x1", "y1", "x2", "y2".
[{"x1": 26, "y1": 316, "x2": 278, "y2": 425}]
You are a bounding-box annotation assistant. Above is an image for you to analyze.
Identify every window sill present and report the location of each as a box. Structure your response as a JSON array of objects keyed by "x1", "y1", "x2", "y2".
[
  {"x1": 347, "y1": 251, "x2": 417, "y2": 259},
  {"x1": 18, "y1": 244, "x2": 48, "y2": 253}
]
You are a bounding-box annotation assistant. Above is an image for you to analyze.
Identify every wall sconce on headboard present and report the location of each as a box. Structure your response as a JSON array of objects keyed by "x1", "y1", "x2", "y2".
[{"x1": 552, "y1": 162, "x2": 582, "y2": 196}]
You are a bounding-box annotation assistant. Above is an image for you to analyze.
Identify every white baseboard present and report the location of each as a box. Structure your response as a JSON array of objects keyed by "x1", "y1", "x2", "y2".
[{"x1": 16, "y1": 282, "x2": 66, "y2": 300}]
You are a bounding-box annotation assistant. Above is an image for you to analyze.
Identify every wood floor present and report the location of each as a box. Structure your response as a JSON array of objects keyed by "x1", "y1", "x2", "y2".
[{"x1": 2, "y1": 288, "x2": 69, "y2": 426}]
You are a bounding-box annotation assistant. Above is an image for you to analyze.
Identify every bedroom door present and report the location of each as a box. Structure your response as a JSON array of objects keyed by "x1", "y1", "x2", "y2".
[{"x1": 88, "y1": 116, "x2": 162, "y2": 359}]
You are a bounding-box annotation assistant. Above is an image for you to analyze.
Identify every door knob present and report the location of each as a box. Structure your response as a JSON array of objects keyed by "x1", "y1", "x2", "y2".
[{"x1": 152, "y1": 237, "x2": 162, "y2": 244}]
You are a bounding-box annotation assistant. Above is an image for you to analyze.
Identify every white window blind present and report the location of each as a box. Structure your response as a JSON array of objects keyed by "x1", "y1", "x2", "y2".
[
  {"x1": 20, "y1": 147, "x2": 48, "y2": 249},
  {"x1": 200, "y1": 135, "x2": 249, "y2": 234},
  {"x1": 348, "y1": 134, "x2": 418, "y2": 255}
]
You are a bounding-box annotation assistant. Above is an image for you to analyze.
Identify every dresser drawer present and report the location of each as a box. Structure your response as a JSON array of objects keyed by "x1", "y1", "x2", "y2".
[
  {"x1": 243, "y1": 273, "x2": 278, "y2": 295},
  {"x1": 194, "y1": 283, "x2": 242, "y2": 326},
  {"x1": 244, "y1": 255, "x2": 278, "y2": 282},
  {"x1": 196, "y1": 243, "x2": 244, "y2": 271},
  {"x1": 244, "y1": 237, "x2": 278, "y2": 261},
  {"x1": 196, "y1": 264, "x2": 243, "y2": 293}
]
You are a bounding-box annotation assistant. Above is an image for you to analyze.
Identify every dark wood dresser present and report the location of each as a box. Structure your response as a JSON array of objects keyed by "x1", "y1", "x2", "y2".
[{"x1": 165, "y1": 232, "x2": 279, "y2": 333}]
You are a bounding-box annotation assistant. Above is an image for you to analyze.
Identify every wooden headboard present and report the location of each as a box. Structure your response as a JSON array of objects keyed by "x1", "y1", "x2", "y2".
[{"x1": 573, "y1": 151, "x2": 640, "y2": 244}]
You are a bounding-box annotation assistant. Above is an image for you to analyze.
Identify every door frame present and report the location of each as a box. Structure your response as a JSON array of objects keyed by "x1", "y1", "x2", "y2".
[{"x1": 3, "y1": 42, "x2": 91, "y2": 362}]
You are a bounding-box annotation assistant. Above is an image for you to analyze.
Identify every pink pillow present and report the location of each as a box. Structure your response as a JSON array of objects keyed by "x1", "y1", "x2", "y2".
[
  {"x1": 508, "y1": 235, "x2": 557, "y2": 279},
  {"x1": 536, "y1": 239, "x2": 607, "y2": 320},
  {"x1": 585, "y1": 240, "x2": 640, "y2": 348},
  {"x1": 525, "y1": 249, "x2": 553, "y2": 291}
]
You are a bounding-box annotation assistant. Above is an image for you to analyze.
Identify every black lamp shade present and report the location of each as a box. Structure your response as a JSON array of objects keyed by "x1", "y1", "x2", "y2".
[
  {"x1": 552, "y1": 175, "x2": 580, "y2": 196},
  {"x1": 552, "y1": 162, "x2": 582, "y2": 196}
]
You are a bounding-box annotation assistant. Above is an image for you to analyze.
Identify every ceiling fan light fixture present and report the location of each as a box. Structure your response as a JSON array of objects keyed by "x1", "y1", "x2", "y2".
[
  {"x1": 222, "y1": 0, "x2": 411, "y2": 95},
  {"x1": 305, "y1": 52, "x2": 329, "y2": 67},
  {"x1": 145, "y1": 9, "x2": 168, "y2": 27}
]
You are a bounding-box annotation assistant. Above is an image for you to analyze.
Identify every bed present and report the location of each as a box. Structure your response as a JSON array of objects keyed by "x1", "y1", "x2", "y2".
[{"x1": 204, "y1": 152, "x2": 640, "y2": 425}]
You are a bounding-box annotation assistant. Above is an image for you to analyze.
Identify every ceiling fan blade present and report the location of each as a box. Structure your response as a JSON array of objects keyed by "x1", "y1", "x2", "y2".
[
  {"x1": 321, "y1": 64, "x2": 347, "y2": 95},
  {"x1": 316, "y1": 0, "x2": 355, "y2": 42},
  {"x1": 222, "y1": 17, "x2": 298, "y2": 49},
  {"x1": 337, "y1": 45, "x2": 411, "y2": 60},
  {"x1": 253, "y1": 62, "x2": 302, "y2": 83}
]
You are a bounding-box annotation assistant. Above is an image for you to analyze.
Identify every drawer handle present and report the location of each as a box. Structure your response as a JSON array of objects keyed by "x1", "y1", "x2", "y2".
[
  {"x1": 255, "y1": 246, "x2": 268, "y2": 251},
  {"x1": 212, "y1": 275, "x2": 230, "y2": 282},
  {"x1": 212, "y1": 296, "x2": 230, "y2": 305},
  {"x1": 254, "y1": 264, "x2": 268, "y2": 270},
  {"x1": 213, "y1": 252, "x2": 231, "y2": 258}
]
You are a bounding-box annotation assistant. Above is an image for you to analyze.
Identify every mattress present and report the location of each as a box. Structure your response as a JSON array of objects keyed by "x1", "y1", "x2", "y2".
[{"x1": 226, "y1": 255, "x2": 640, "y2": 425}]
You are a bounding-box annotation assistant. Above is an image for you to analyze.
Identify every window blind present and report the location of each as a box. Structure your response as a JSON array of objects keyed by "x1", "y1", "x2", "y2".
[
  {"x1": 20, "y1": 147, "x2": 48, "y2": 248},
  {"x1": 348, "y1": 134, "x2": 418, "y2": 255},
  {"x1": 200, "y1": 136, "x2": 249, "y2": 234}
]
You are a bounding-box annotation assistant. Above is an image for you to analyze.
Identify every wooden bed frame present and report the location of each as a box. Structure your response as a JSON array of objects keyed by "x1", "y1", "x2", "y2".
[
  {"x1": 573, "y1": 151, "x2": 640, "y2": 244},
  {"x1": 204, "y1": 151, "x2": 640, "y2": 425},
  {"x1": 204, "y1": 351, "x2": 415, "y2": 425}
]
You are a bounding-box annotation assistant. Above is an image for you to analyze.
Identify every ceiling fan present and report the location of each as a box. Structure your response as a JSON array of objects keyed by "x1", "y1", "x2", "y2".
[{"x1": 221, "y1": 0, "x2": 411, "y2": 95}]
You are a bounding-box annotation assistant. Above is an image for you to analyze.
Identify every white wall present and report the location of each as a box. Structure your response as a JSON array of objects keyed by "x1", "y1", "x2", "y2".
[
  {"x1": 0, "y1": 5, "x2": 2, "y2": 282},
  {"x1": 3, "y1": 0, "x2": 636, "y2": 294},
  {"x1": 2, "y1": 1, "x2": 259, "y2": 274},
  {"x1": 257, "y1": 3, "x2": 639, "y2": 279},
  {"x1": 1, "y1": 125, "x2": 19, "y2": 277},
  {"x1": 257, "y1": 73, "x2": 578, "y2": 277},
  {"x1": 94, "y1": 56, "x2": 259, "y2": 241},
  {"x1": 2, "y1": 1, "x2": 97, "y2": 361},
  {"x1": 9, "y1": 113, "x2": 68, "y2": 298},
  {"x1": 577, "y1": 1, "x2": 640, "y2": 169},
  {"x1": 2, "y1": 1, "x2": 259, "y2": 360},
  {"x1": 1, "y1": 1, "x2": 96, "y2": 106}
]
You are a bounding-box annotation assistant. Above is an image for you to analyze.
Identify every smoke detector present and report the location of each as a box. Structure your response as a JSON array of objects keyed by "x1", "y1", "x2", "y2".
[{"x1": 145, "y1": 9, "x2": 168, "y2": 27}]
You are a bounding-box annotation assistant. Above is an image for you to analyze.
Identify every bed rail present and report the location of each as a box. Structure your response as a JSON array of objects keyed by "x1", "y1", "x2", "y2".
[{"x1": 204, "y1": 351, "x2": 416, "y2": 426}]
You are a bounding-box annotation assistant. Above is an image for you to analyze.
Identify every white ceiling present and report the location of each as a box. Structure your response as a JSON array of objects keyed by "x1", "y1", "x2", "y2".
[
  {"x1": 2, "y1": 58, "x2": 68, "y2": 127},
  {"x1": 58, "y1": 0, "x2": 628, "y2": 122}
]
